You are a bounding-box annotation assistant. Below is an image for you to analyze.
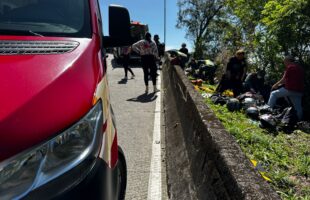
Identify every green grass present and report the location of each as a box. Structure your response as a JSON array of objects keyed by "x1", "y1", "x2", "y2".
[{"x1": 193, "y1": 81, "x2": 310, "y2": 199}]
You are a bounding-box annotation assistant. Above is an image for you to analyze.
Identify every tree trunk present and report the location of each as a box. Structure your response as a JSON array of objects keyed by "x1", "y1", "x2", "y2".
[{"x1": 194, "y1": 37, "x2": 204, "y2": 59}]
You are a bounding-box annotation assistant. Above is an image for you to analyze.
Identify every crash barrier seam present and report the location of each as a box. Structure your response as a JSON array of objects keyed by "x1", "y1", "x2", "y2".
[{"x1": 163, "y1": 56, "x2": 281, "y2": 200}]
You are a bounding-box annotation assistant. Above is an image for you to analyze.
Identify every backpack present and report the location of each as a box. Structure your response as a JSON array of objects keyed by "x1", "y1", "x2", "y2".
[{"x1": 281, "y1": 107, "x2": 298, "y2": 128}]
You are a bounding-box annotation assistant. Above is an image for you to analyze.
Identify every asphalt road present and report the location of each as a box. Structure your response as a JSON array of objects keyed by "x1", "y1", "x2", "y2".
[{"x1": 107, "y1": 55, "x2": 168, "y2": 200}]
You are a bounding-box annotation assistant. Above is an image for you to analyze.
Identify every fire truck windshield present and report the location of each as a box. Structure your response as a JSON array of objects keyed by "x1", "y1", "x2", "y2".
[{"x1": 0, "y1": 0, "x2": 91, "y2": 38}]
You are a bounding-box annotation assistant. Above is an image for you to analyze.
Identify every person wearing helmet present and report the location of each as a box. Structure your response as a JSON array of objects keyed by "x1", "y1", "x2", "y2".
[
  {"x1": 216, "y1": 49, "x2": 247, "y2": 97},
  {"x1": 132, "y1": 32, "x2": 159, "y2": 93},
  {"x1": 267, "y1": 55, "x2": 304, "y2": 120},
  {"x1": 179, "y1": 43, "x2": 189, "y2": 57}
]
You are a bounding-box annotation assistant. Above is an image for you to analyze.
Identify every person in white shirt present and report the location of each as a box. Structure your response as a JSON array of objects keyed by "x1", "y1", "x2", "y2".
[{"x1": 132, "y1": 32, "x2": 159, "y2": 93}]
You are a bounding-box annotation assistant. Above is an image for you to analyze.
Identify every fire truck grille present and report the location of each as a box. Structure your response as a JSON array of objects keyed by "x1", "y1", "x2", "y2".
[{"x1": 0, "y1": 41, "x2": 79, "y2": 55}]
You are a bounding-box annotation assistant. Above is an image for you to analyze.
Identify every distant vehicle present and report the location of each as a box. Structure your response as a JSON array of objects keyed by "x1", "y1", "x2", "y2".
[
  {"x1": 196, "y1": 59, "x2": 215, "y2": 67},
  {"x1": 196, "y1": 60, "x2": 217, "y2": 84},
  {"x1": 0, "y1": 0, "x2": 130, "y2": 199},
  {"x1": 113, "y1": 21, "x2": 149, "y2": 62}
]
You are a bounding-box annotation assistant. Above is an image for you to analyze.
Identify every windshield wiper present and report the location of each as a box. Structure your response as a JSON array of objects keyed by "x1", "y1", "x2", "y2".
[{"x1": 29, "y1": 30, "x2": 44, "y2": 37}]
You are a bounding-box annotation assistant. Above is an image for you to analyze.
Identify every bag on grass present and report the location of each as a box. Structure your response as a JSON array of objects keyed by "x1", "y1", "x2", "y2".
[
  {"x1": 210, "y1": 94, "x2": 228, "y2": 105},
  {"x1": 279, "y1": 107, "x2": 298, "y2": 128},
  {"x1": 259, "y1": 114, "x2": 277, "y2": 130}
]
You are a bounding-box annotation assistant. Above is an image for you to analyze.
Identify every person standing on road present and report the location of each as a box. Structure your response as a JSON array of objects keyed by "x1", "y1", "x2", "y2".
[
  {"x1": 267, "y1": 55, "x2": 304, "y2": 120},
  {"x1": 132, "y1": 32, "x2": 159, "y2": 93},
  {"x1": 153, "y1": 34, "x2": 162, "y2": 72},
  {"x1": 121, "y1": 46, "x2": 135, "y2": 79},
  {"x1": 154, "y1": 34, "x2": 164, "y2": 58}
]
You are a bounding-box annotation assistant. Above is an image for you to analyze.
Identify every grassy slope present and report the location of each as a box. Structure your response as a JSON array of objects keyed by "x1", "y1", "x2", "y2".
[{"x1": 192, "y1": 80, "x2": 310, "y2": 199}]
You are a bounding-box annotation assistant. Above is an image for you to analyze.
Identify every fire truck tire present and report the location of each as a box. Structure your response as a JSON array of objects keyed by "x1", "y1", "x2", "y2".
[{"x1": 115, "y1": 147, "x2": 127, "y2": 200}]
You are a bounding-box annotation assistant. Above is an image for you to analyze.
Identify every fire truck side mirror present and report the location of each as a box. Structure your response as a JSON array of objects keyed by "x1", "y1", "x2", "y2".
[{"x1": 102, "y1": 5, "x2": 132, "y2": 47}]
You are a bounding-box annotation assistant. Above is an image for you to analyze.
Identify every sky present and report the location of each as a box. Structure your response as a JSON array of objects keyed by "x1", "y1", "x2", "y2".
[{"x1": 100, "y1": 0, "x2": 192, "y2": 51}]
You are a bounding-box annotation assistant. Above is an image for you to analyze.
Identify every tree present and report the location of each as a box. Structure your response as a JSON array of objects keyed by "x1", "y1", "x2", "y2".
[
  {"x1": 176, "y1": 0, "x2": 225, "y2": 58},
  {"x1": 262, "y1": 0, "x2": 310, "y2": 62}
]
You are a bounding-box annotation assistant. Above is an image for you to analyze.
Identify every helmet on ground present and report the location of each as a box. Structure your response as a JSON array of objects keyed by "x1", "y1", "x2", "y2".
[
  {"x1": 243, "y1": 97, "x2": 256, "y2": 109},
  {"x1": 226, "y1": 98, "x2": 240, "y2": 112},
  {"x1": 246, "y1": 107, "x2": 259, "y2": 120}
]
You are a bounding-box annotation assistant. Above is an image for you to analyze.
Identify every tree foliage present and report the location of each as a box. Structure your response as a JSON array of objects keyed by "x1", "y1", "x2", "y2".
[
  {"x1": 177, "y1": 0, "x2": 310, "y2": 198},
  {"x1": 176, "y1": 0, "x2": 225, "y2": 58},
  {"x1": 262, "y1": 0, "x2": 310, "y2": 61}
]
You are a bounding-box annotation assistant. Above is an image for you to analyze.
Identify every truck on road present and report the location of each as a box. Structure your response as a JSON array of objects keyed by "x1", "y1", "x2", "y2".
[{"x1": 113, "y1": 21, "x2": 149, "y2": 63}]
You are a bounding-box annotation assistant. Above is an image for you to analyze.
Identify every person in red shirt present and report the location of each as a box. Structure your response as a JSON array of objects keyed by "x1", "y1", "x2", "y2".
[{"x1": 267, "y1": 55, "x2": 304, "y2": 119}]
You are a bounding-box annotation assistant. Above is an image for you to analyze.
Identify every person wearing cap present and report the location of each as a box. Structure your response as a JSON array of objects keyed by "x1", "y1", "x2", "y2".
[
  {"x1": 154, "y1": 35, "x2": 160, "y2": 45},
  {"x1": 216, "y1": 49, "x2": 247, "y2": 97},
  {"x1": 154, "y1": 34, "x2": 165, "y2": 58},
  {"x1": 267, "y1": 55, "x2": 304, "y2": 120},
  {"x1": 132, "y1": 32, "x2": 159, "y2": 93}
]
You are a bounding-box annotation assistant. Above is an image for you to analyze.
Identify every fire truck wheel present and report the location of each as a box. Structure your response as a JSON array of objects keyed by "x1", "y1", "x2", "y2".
[{"x1": 115, "y1": 147, "x2": 127, "y2": 200}]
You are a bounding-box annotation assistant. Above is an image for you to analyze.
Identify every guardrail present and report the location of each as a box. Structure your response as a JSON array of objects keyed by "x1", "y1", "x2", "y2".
[{"x1": 162, "y1": 55, "x2": 280, "y2": 200}]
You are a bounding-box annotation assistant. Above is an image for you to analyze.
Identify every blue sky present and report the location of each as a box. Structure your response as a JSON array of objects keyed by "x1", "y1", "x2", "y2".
[{"x1": 100, "y1": 0, "x2": 192, "y2": 51}]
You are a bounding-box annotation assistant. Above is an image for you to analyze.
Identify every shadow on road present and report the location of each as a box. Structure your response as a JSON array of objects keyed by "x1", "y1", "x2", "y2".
[
  {"x1": 118, "y1": 78, "x2": 128, "y2": 84},
  {"x1": 111, "y1": 58, "x2": 141, "y2": 69},
  {"x1": 127, "y1": 93, "x2": 157, "y2": 103}
]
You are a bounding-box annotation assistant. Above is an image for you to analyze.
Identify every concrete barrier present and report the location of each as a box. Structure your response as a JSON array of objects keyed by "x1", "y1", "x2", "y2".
[{"x1": 162, "y1": 56, "x2": 280, "y2": 200}]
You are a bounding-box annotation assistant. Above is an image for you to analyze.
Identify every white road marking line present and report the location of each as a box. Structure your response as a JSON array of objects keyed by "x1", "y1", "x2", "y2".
[{"x1": 147, "y1": 73, "x2": 162, "y2": 200}]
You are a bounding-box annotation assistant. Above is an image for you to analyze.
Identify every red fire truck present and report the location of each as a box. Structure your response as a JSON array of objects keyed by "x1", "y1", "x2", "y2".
[
  {"x1": 0, "y1": 1, "x2": 131, "y2": 199},
  {"x1": 113, "y1": 21, "x2": 149, "y2": 62}
]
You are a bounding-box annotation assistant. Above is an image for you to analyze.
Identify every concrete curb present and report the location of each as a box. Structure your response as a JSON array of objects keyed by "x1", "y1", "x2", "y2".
[{"x1": 163, "y1": 57, "x2": 280, "y2": 200}]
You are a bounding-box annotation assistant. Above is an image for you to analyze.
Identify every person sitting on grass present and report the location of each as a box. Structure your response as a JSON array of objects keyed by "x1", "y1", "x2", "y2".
[
  {"x1": 267, "y1": 55, "x2": 304, "y2": 120},
  {"x1": 243, "y1": 70, "x2": 265, "y2": 94}
]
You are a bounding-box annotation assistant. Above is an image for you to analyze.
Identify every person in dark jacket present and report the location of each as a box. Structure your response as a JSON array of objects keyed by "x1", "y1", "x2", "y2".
[
  {"x1": 216, "y1": 49, "x2": 247, "y2": 97},
  {"x1": 154, "y1": 34, "x2": 164, "y2": 58},
  {"x1": 121, "y1": 46, "x2": 135, "y2": 79},
  {"x1": 178, "y1": 43, "x2": 189, "y2": 69},
  {"x1": 179, "y1": 43, "x2": 189, "y2": 57},
  {"x1": 267, "y1": 55, "x2": 304, "y2": 120}
]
